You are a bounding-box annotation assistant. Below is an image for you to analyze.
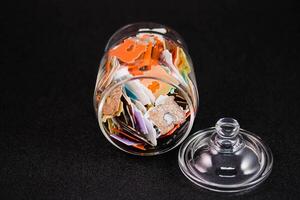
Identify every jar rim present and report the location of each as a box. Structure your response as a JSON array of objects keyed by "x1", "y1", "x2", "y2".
[{"x1": 104, "y1": 22, "x2": 188, "y2": 52}]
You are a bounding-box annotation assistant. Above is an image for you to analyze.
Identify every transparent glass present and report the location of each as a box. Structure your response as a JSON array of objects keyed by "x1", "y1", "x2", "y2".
[
  {"x1": 178, "y1": 118, "x2": 273, "y2": 192},
  {"x1": 94, "y1": 23, "x2": 199, "y2": 155}
]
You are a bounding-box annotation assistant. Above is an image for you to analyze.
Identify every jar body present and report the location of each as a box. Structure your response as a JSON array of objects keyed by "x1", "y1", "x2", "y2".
[{"x1": 94, "y1": 23, "x2": 199, "y2": 155}]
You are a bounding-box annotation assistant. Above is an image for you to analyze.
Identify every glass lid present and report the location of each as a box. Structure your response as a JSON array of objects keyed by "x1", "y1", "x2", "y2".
[{"x1": 178, "y1": 118, "x2": 273, "y2": 193}]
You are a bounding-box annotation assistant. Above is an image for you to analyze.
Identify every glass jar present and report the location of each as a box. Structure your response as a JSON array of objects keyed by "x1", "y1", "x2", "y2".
[{"x1": 94, "y1": 23, "x2": 199, "y2": 155}]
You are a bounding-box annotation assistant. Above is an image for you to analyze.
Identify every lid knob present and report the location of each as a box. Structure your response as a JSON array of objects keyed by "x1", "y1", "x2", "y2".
[
  {"x1": 215, "y1": 118, "x2": 240, "y2": 138},
  {"x1": 212, "y1": 118, "x2": 244, "y2": 153}
]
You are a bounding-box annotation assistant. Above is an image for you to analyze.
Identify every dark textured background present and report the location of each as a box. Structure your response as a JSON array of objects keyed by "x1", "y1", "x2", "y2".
[{"x1": 1, "y1": 0, "x2": 299, "y2": 199}]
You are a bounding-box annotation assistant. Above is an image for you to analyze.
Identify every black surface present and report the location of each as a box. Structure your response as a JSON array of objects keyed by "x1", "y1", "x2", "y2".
[{"x1": 1, "y1": 0, "x2": 299, "y2": 199}]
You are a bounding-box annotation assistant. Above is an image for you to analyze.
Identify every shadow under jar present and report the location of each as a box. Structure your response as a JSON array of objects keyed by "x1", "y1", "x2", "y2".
[{"x1": 94, "y1": 23, "x2": 199, "y2": 155}]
